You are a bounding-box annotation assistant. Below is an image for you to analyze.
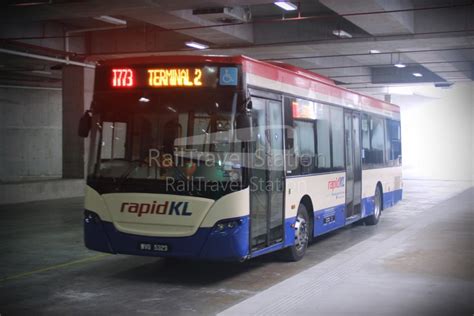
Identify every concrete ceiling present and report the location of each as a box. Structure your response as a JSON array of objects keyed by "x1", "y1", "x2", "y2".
[{"x1": 0, "y1": 0, "x2": 472, "y2": 97}]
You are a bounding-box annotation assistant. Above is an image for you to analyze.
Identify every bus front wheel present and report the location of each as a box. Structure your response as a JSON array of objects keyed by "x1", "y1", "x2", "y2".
[
  {"x1": 282, "y1": 204, "x2": 310, "y2": 261},
  {"x1": 365, "y1": 186, "x2": 382, "y2": 225}
]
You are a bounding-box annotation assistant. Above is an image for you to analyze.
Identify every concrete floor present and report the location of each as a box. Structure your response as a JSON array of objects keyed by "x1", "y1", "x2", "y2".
[{"x1": 0, "y1": 180, "x2": 472, "y2": 315}]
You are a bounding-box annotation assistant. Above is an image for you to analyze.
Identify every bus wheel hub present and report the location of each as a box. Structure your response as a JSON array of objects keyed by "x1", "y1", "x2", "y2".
[{"x1": 294, "y1": 216, "x2": 308, "y2": 251}]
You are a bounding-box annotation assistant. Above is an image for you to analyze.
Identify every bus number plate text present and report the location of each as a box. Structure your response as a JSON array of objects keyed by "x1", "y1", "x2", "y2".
[
  {"x1": 139, "y1": 243, "x2": 169, "y2": 252},
  {"x1": 323, "y1": 215, "x2": 336, "y2": 225}
]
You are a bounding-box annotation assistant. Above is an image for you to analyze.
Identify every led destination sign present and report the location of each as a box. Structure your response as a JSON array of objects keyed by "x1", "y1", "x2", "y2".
[
  {"x1": 107, "y1": 65, "x2": 236, "y2": 89},
  {"x1": 112, "y1": 68, "x2": 135, "y2": 87},
  {"x1": 148, "y1": 68, "x2": 202, "y2": 87}
]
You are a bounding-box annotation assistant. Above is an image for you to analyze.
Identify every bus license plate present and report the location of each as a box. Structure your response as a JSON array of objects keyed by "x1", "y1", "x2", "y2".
[{"x1": 139, "y1": 243, "x2": 169, "y2": 252}]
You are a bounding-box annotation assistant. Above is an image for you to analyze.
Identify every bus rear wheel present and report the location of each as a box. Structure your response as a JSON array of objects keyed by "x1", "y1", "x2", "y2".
[
  {"x1": 282, "y1": 204, "x2": 310, "y2": 261},
  {"x1": 365, "y1": 186, "x2": 382, "y2": 225}
]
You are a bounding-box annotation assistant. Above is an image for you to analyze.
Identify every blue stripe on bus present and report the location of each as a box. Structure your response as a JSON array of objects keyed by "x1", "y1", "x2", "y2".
[
  {"x1": 310, "y1": 188, "x2": 403, "y2": 237},
  {"x1": 314, "y1": 203, "x2": 347, "y2": 237},
  {"x1": 383, "y1": 189, "x2": 403, "y2": 209},
  {"x1": 250, "y1": 242, "x2": 285, "y2": 258},
  {"x1": 200, "y1": 216, "x2": 250, "y2": 260},
  {"x1": 84, "y1": 211, "x2": 250, "y2": 261},
  {"x1": 362, "y1": 195, "x2": 376, "y2": 217},
  {"x1": 284, "y1": 217, "x2": 296, "y2": 247}
]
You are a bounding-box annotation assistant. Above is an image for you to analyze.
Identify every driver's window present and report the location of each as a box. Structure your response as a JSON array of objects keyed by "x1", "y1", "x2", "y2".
[
  {"x1": 100, "y1": 121, "x2": 127, "y2": 159},
  {"x1": 214, "y1": 118, "x2": 232, "y2": 152},
  {"x1": 193, "y1": 114, "x2": 211, "y2": 152},
  {"x1": 190, "y1": 113, "x2": 232, "y2": 153}
]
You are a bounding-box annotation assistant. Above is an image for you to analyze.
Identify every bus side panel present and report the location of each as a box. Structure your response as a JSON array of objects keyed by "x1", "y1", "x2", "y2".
[
  {"x1": 199, "y1": 216, "x2": 250, "y2": 261},
  {"x1": 199, "y1": 188, "x2": 251, "y2": 260},
  {"x1": 313, "y1": 204, "x2": 346, "y2": 236},
  {"x1": 361, "y1": 166, "x2": 403, "y2": 217},
  {"x1": 285, "y1": 172, "x2": 346, "y2": 243},
  {"x1": 200, "y1": 188, "x2": 250, "y2": 228}
]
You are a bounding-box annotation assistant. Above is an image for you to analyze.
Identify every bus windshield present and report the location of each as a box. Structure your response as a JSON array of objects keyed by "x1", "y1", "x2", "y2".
[{"x1": 88, "y1": 90, "x2": 243, "y2": 184}]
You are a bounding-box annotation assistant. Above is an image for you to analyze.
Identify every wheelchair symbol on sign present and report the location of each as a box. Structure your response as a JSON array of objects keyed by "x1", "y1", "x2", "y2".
[
  {"x1": 220, "y1": 67, "x2": 237, "y2": 86},
  {"x1": 222, "y1": 69, "x2": 233, "y2": 83}
]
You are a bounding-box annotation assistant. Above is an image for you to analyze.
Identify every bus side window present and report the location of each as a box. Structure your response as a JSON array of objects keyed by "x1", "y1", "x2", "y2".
[
  {"x1": 284, "y1": 97, "x2": 298, "y2": 175},
  {"x1": 371, "y1": 116, "x2": 385, "y2": 165},
  {"x1": 315, "y1": 103, "x2": 331, "y2": 171},
  {"x1": 362, "y1": 114, "x2": 385, "y2": 167},
  {"x1": 386, "y1": 119, "x2": 402, "y2": 166},
  {"x1": 294, "y1": 120, "x2": 316, "y2": 175},
  {"x1": 362, "y1": 114, "x2": 370, "y2": 165},
  {"x1": 330, "y1": 106, "x2": 344, "y2": 170}
]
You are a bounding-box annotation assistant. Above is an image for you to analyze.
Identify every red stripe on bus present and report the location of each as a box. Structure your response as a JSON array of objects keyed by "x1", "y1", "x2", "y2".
[{"x1": 242, "y1": 59, "x2": 400, "y2": 113}]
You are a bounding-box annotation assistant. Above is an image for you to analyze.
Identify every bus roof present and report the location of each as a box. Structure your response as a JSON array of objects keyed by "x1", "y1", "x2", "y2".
[{"x1": 99, "y1": 55, "x2": 400, "y2": 118}]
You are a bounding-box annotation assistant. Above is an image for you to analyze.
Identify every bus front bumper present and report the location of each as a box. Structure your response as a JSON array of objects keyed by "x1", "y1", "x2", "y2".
[{"x1": 84, "y1": 210, "x2": 250, "y2": 261}]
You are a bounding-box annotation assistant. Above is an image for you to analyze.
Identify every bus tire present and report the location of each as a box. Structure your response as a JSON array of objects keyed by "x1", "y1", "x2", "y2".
[
  {"x1": 282, "y1": 204, "x2": 310, "y2": 262},
  {"x1": 365, "y1": 185, "x2": 382, "y2": 225}
]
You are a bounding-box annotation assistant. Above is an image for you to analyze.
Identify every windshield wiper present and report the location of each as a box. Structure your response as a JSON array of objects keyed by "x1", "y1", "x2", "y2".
[
  {"x1": 114, "y1": 158, "x2": 191, "y2": 191},
  {"x1": 114, "y1": 159, "x2": 147, "y2": 190}
]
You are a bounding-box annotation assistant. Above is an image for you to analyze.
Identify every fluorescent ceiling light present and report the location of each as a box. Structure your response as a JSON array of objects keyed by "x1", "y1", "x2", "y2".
[
  {"x1": 94, "y1": 15, "x2": 127, "y2": 26},
  {"x1": 388, "y1": 86, "x2": 414, "y2": 96},
  {"x1": 31, "y1": 70, "x2": 52, "y2": 75},
  {"x1": 369, "y1": 49, "x2": 381, "y2": 54},
  {"x1": 394, "y1": 63, "x2": 406, "y2": 68},
  {"x1": 274, "y1": 1, "x2": 297, "y2": 11},
  {"x1": 139, "y1": 97, "x2": 150, "y2": 103},
  {"x1": 11, "y1": 1, "x2": 48, "y2": 6},
  {"x1": 185, "y1": 41, "x2": 209, "y2": 50},
  {"x1": 332, "y1": 29, "x2": 352, "y2": 38},
  {"x1": 412, "y1": 72, "x2": 423, "y2": 77},
  {"x1": 434, "y1": 82, "x2": 453, "y2": 89}
]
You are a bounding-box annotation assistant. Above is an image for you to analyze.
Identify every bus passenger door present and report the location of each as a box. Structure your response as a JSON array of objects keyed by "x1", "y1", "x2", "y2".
[
  {"x1": 249, "y1": 96, "x2": 285, "y2": 251},
  {"x1": 344, "y1": 111, "x2": 362, "y2": 219}
]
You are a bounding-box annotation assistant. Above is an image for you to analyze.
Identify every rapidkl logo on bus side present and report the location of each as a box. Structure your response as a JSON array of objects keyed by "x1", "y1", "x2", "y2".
[
  {"x1": 120, "y1": 201, "x2": 192, "y2": 217},
  {"x1": 328, "y1": 177, "x2": 345, "y2": 190}
]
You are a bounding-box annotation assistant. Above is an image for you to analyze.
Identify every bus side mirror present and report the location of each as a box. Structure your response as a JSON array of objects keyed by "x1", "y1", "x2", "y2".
[
  {"x1": 78, "y1": 111, "x2": 92, "y2": 138},
  {"x1": 236, "y1": 113, "x2": 252, "y2": 141}
]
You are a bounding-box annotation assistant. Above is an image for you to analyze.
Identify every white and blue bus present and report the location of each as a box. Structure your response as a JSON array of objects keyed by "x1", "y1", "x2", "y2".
[{"x1": 79, "y1": 55, "x2": 402, "y2": 261}]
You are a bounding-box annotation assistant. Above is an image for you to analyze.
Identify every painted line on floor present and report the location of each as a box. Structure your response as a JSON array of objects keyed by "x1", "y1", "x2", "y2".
[{"x1": 0, "y1": 253, "x2": 110, "y2": 283}]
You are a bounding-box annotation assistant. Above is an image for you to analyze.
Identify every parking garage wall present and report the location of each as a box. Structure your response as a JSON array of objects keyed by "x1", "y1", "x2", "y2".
[
  {"x1": 395, "y1": 82, "x2": 474, "y2": 182},
  {"x1": 471, "y1": 84, "x2": 474, "y2": 183},
  {"x1": 0, "y1": 87, "x2": 62, "y2": 182}
]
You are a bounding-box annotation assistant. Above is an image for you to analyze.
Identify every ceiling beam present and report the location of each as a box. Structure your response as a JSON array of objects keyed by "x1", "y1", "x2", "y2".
[
  {"x1": 306, "y1": 60, "x2": 474, "y2": 70},
  {"x1": 320, "y1": 0, "x2": 415, "y2": 35}
]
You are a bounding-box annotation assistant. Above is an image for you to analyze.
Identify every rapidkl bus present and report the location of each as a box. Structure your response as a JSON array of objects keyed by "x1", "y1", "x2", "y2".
[{"x1": 79, "y1": 55, "x2": 402, "y2": 262}]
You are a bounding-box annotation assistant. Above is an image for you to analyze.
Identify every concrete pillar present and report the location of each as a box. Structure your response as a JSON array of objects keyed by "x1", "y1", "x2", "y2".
[{"x1": 62, "y1": 66, "x2": 94, "y2": 178}]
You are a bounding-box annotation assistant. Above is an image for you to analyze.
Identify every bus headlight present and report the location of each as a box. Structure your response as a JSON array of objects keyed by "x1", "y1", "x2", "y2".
[
  {"x1": 84, "y1": 210, "x2": 101, "y2": 224},
  {"x1": 214, "y1": 218, "x2": 243, "y2": 232}
]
